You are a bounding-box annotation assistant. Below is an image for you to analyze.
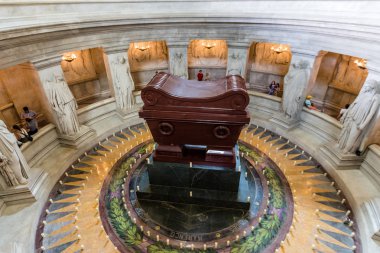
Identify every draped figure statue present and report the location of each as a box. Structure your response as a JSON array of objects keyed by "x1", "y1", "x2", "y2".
[
  {"x1": 338, "y1": 80, "x2": 380, "y2": 154},
  {"x1": 0, "y1": 120, "x2": 29, "y2": 186},
  {"x1": 282, "y1": 60, "x2": 311, "y2": 120},
  {"x1": 227, "y1": 50, "x2": 246, "y2": 76},
  {"x1": 111, "y1": 56, "x2": 135, "y2": 110},
  {"x1": 44, "y1": 74, "x2": 80, "y2": 135}
]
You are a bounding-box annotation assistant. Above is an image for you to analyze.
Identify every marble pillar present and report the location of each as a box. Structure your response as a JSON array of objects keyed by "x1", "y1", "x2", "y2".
[
  {"x1": 270, "y1": 54, "x2": 315, "y2": 129},
  {"x1": 226, "y1": 42, "x2": 250, "y2": 78},
  {"x1": 103, "y1": 46, "x2": 136, "y2": 112},
  {"x1": 167, "y1": 42, "x2": 188, "y2": 79},
  {"x1": 33, "y1": 56, "x2": 95, "y2": 148}
]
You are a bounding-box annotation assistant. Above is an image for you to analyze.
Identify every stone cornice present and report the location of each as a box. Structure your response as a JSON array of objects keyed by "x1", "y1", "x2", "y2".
[
  {"x1": 31, "y1": 55, "x2": 62, "y2": 70},
  {"x1": 102, "y1": 45, "x2": 129, "y2": 54}
]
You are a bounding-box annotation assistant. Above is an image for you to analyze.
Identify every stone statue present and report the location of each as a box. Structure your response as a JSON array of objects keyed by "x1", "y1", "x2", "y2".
[
  {"x1": 0, "y1": 120, "x2": 29, "y2": 186},
  {"x1": 111, "y1": 56, "x2": 135, "y2": 110},
  {"x1": 44, "y1": 74, "x2": 80, "y2": 135},
  {"x1": 282, "y1": 60, "x2": 311, "y2": 120},
  {"x1": 170, "y1": 49, "x2": 187, "y2": 79},
  {"x1": 227, "y1": 50, "x2": 246, "y2": 76},
  {"x1": 338, "y1": 80, "x2": 380, "y2": 154}
]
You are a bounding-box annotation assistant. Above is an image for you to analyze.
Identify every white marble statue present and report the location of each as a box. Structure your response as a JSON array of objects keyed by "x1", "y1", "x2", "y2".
[
  {"x1": 45, "y1": 74, "x2": 80, "y2": 135},
  {"x1": 170, "y1": 49, "x2": 187, "y2": 79},
  {"x1": 227, "y1": 50, "x2": 246, "y2": 76},
  {"x1": 111, "y1": 55, "x2": 135, "y2": 110},
  {"x1": 339, "y1": 80, "x2": 380, "y2": 154},
  {"x1": 0, "y1": 120, "x2": 29, "y2": 186},
  {"x1": 282, "y1": 60, "x2": 311, "y2": 120}
]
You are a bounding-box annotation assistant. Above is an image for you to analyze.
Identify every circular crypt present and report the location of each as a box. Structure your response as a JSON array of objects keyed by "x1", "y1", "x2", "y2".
[{"x1": 36, "y1": 123, "x2": 360, "y2": 253}]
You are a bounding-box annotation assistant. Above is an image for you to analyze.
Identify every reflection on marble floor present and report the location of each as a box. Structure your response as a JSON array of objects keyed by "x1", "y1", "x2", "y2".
[
  {"x1": 138, "y1": 200, "x2": 246, "y2": 233},
  {"x1": 35, "y1": 123, "x2": 359, "y2": 253}
]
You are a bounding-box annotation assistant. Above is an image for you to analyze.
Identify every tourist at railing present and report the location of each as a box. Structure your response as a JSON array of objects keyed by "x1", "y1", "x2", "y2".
[
  {"x1": 268, "y1": 81, "x2": 277, "y2": 95},
  {"x1": 20, "y1": 106, "x2": 38, "y2": 135},
  {"x1": 304, "y1": 95, "x2": 321, "y2": 111},
  {"x1": 197, "y1": 69, "x2": 203, "y2": 81}
]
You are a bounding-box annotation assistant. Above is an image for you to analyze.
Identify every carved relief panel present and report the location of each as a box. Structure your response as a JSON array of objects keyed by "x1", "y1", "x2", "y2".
[
  {"x1": 128, "y1": 41, "x2": 169, "y2": 72},
  {"x1": 330, "y1": 55, "x2": 368, "y2": 95},
  {"x1": 61, "y1": 49, "x2": 98, "y2": 85},
  {"x1": 307, "y1": 51, "x2": 369, "y2": 117},
  {"x1": 61, "y1": 48, "x2": 111, "y2": 105},
  {"x1": 0, "y1": 62, "x2": 51, "y2": 127},
  {"x1": 247, "y1": 42, "x2": 292, "y2": 95},
  {"x1": 188, "y1": 40, "x2": 227, "y2": 68},
  {"x1": 249, "y1": 42, "x2": 291, "y2": 75}
]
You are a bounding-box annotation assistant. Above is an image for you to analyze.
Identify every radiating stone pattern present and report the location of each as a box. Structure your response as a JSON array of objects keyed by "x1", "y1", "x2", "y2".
[{"x1": 36, "y1": 123, "x2": 359, "y2": 253}]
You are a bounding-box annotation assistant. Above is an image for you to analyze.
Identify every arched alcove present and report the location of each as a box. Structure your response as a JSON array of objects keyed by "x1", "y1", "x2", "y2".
[
  {"x1": 307, "y1": 51, "x2": 368, "y2": 117},
  {"x1": 187, "y1": 39, "x2": 227, "y2": 80},
  {"x1": 61, "y1": 47, "x2": 111, "y2": 108},
  {"x1": 247, "y1": 42, "x2": 292, "y2": 97},
  {"x1": 128, "y1": 41, "x2": 169, "y2": 90},
  {"x1": 0, "y1": 62, "x2": 53, "y2": 128}
]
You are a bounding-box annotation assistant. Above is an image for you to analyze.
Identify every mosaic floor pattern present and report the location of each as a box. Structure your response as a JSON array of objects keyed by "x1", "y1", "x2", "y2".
[{"x1": 35, "y1": 124, "x2": 360, "y2": 253}]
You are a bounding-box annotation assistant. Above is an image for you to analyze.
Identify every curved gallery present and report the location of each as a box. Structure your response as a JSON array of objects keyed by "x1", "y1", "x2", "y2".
[{"x1": 0, "y1": 1, "x2": 380, "y2": 253}]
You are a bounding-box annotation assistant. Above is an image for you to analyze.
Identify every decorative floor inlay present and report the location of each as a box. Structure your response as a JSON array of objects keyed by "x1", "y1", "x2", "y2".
[{"x1": 35, "y1": 124, "x2": 360, "y2": 253}]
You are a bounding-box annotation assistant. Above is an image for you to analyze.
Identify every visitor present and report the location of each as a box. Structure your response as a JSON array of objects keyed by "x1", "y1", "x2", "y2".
[
  {"x1": 21, "y1": 106, "x2": 38, "y2": 135},
  {"x1": 12, "y1": 125, "x2": 33, "y2": 144},
  {"x1": 204, "y1": 72, "x2": 210, "y2": 81},
  {"x1": 197, "y1": 70, "x2": 204, "y2": 81},
  {"x1": 304, "y1": 95, "x2": 320, "y2": 111},
  {"x1": 268, "y1": 81, "x2": 276, "y2": 95},
  {"x1": 337, "y1": 104, "x2": 350, "y2": 121},
  {"x1": 274, "y1": 82, "x2": 280, "y2": 96}
]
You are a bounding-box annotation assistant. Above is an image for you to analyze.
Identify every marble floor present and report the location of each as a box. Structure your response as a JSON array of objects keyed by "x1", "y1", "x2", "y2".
[{"x1": 31, "y1": 124, "x2": 359, "y2": 253}]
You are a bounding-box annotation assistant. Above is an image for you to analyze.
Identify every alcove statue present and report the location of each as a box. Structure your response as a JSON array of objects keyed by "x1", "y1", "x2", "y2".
[
  {"x1": 44, "y1": 74, "x2": 80, "y2": 135},
  {"x1": 282, "y1": 60, "x2": 311, "y2": 120},
  {"x1": 338, "y1": 80, "x2": 380, "y2": 154},
  {"x1": 111, "y1": 56, "x2": 135, "y2": 110},
  {"x1": 0, "y1": 120, "x2": 29, "y2": 186}
]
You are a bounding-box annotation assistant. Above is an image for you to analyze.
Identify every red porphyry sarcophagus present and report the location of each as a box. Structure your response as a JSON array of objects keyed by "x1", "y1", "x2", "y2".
[{"x1": 139, "y1": 72, "x2": 250, "y2": 167}]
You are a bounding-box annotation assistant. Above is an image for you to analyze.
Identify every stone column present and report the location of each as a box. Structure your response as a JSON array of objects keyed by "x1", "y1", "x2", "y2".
[
  {"x1": 270, "y1": 53, "x2": 315, "y2": 130},
  {"x1": 103, "y1": 46, "x2": 137, "y2": 114},
  {"x1": 167, "y1": 42, "x2": 188, "y2": 79},
  {"x1": 226, "y1": 42, "x2": 250, "y2": 78},
  {"x1": 33, "y1": 56, "x2": 95, "y2": 148}
]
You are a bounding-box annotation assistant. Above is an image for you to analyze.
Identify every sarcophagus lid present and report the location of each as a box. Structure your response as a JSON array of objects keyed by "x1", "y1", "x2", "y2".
[{"x1": 140, "y1": 72, "x2": 249, "y2": 116}]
